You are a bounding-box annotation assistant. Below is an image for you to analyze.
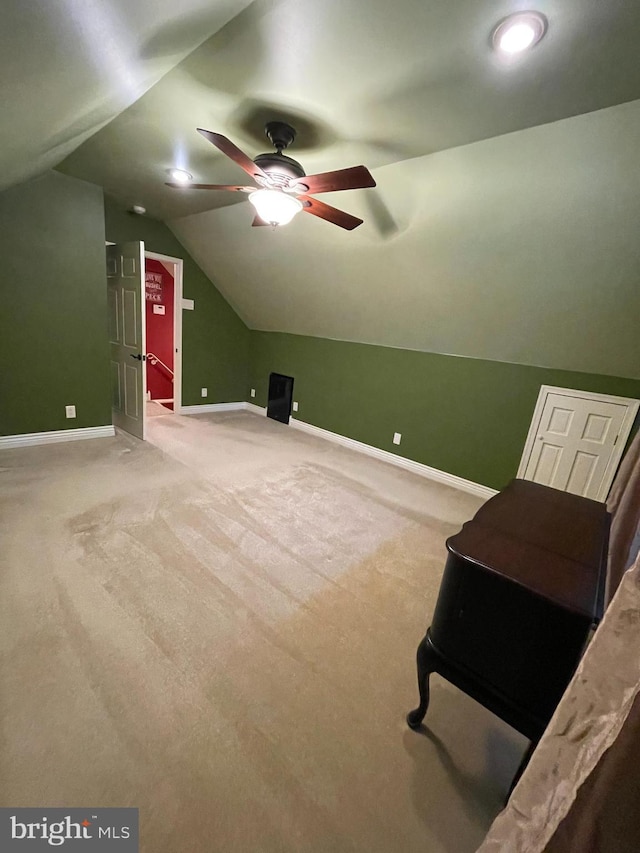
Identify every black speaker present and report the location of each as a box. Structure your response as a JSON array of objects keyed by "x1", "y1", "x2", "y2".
[{"x1": 267, "y1": 373, "x2": 294, "y2": 424}]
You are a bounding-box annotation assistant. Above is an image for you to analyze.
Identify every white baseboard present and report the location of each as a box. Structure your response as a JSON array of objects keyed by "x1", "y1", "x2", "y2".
[
  {"x1": 289, "y1": 418, "x2": 497, "y2": 500},
  {"x1": 0, "y1": 409, "x2": 495, "y2": 498},
  {"x1": 0, "y1": 425, "x2": 116, "y2": 450},
  {"x1": 180, "y1": 403, "x2": 246, "y2": 414},
  {"x1": 244, "y1": 402, "x2": 267, "y2": 416}
]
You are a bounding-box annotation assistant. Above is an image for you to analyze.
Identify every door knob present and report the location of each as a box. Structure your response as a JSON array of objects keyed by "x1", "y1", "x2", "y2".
[{"x1": 129, "y1": 353, "x2": 146, "y2": 361}]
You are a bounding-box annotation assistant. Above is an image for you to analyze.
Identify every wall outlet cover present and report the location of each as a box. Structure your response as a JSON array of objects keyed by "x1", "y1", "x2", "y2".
[
  {"x1": 250, "y1": 388, "x2": 256, "y2": 398},
  {"x1": 393, "y1": 432, "x2": 402, "y2": 445},
  {"x1": 292, "y1": 401, "x2": 299, "y2": 412},
  {"x1": 182, "y1": 298, "x2": 194, "y2": 310},
  {"x1": 65, "y1": 405, "x2": 76, "y2": 419},
  {"x1": 201, "y1": 388, "x2": 207, "y2": 397}
]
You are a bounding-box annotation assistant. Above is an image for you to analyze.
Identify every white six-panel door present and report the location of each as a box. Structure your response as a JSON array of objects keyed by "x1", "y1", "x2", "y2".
[
  {"x1": 518, "y1": 386, "x2": 639, "y2": 501},
  {"x1": 106, "y1": 242, "x2": 146, "y2": 440}
]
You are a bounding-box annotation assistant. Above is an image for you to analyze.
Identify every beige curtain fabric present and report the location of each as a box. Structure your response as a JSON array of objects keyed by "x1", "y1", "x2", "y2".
[
  {"x1": 476, "y1": 552, "x2": 640, "y2": 853},
  {"x1": 606, "y1": 428, "x2": 640, "y2": 603},
  {"x1": 543, "y1": 690, "x2": 640, "y2": 853}
]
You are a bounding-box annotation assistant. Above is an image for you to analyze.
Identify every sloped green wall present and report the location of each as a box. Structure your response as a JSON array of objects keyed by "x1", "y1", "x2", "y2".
[
  {"x1": 175, "y1": 100, "x2": 640, "y2": 382},
  {"x1": 249, "y1": 332, "x2": 640, "y2": 490},
  {"x1": 104, "y1": 196, "x2": 250, "y2": 405},
  {"x1": 0, "y1": 171, "x2": 111, "y2": 435}
]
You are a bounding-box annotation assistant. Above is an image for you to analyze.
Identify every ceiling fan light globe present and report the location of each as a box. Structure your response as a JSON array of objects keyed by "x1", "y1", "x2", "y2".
[{"x1": 249, "y1": 189, "x2": 303, "y2": 226}]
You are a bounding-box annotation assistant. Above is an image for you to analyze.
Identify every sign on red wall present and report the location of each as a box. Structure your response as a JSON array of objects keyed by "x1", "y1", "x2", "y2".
[{"x1": 145, "y1": 270, "x2": 164, "y2": 302}]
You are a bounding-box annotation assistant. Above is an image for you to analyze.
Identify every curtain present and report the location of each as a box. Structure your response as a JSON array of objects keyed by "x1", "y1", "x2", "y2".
[
  {"x1": 478, "y1": 432, "x2": 640, "y2": 853},
  {"x1": 606, "y1": 428, "x2": 640, "y2": 603},
  {"x1": 477, "y1": 552, "x2": 640, "y2": 852},
  {"x1": 543, "y1": 690, "x2": 640, "y2": 853}
]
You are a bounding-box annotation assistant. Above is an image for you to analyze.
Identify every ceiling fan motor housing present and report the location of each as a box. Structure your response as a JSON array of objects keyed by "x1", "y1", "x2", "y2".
[
  {"x1": 253, "y1": 121, "x2": 306, "y2": 187},
  {"x1": 253, "y1": 152, "x2": 306, "y2": 186}
]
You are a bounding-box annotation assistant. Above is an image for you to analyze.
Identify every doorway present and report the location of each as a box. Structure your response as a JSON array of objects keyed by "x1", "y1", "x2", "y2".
[
  {"x1": 517, "y1": 385, "x2": 639, "y2": 501},
  {"x1": 144, "y1": 251, "x2": 183, "y2": 419},
  {"x1": 107, "y1": 242, "x2": 183, "y2": 441}
]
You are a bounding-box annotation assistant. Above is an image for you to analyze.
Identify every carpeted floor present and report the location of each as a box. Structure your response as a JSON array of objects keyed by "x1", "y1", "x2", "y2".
[{"x1": 0, "y1": 411, "x2": 526, "y2": 852}]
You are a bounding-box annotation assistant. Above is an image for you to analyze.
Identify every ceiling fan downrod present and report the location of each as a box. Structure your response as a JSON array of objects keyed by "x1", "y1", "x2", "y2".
[{"x1": 264, "y1": 120, "x2": 296, "y2": 153}]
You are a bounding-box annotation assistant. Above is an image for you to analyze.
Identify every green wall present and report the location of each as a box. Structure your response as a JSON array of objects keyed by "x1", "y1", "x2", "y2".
[
  {"x1": 104, "y1": 196, "x2": 250, "y2": 405},
  {"x1": 2, "y1": 171, "x2": 635, "y2": 496},
  {"x1": 0, "y1": 171, "x2": 111, "y2": 435},
  {"x1": 0, "y1": 179, "x2": 251, "y2": 439},
  {"x1": 249, "y1": 332, "x2": 640, "y2": 491}
]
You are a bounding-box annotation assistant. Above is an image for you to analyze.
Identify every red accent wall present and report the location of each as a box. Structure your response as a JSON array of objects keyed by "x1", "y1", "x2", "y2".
[{"x1": 145, "y1": 258, "x2": 174, "y2": 401}]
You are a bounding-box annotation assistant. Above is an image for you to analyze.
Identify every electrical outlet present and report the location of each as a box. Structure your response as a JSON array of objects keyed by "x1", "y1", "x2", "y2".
[
  {"x1": 292, "y1": 401, "x2": 299, "y2": 412},
  {"x1": 393, "y1": 432, "x2": 402, "y2": 445},
  {"x1": 250, "y1": 388, "x2": 256, "y2": 398},
  {"x1": 201, "y1": 388, "x2": 207, "y2": 398},
  {"x1": 65, "y1": 405, "x2": 76, "y2": 419}
]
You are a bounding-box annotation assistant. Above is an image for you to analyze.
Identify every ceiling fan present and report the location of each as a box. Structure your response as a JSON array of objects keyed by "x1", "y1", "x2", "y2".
[{"x1": 166, "y1": 121, "x2": 376, "y2": 230}]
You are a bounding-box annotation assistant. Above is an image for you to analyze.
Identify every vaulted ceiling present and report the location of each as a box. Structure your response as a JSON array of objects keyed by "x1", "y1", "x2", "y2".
[
  {"x1": 0, "y1": 0, "x2": 255, "y2": 192},
  {"x1": 4, "y1": 0, "x2": 640, "y2": 377},
  {"x1": 55, "y1": 0, "x2": 640, "y2": 220}
]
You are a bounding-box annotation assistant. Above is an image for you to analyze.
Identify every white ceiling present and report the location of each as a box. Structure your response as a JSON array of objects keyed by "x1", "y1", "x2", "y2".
[
  {"x1": 170, "y1": 100, "x2": 640, "y2": 379},
  {"x1": 55, "y1": 0, "x2": 640, "y2": 219},
  {"x1": 0, "y1": 0, "x2": 254, "y2": 192},
  {"x1": 4, "y1": 0, "x2": 640, "y2": 377}
]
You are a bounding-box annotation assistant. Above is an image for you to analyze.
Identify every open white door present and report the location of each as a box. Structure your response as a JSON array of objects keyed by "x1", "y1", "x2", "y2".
[
  {"x1": 106, "y1": 242, "x2": 146, "y2": 440},
  {"x1": 518, "y1": 386, "x2": 639, "y2": 501}
]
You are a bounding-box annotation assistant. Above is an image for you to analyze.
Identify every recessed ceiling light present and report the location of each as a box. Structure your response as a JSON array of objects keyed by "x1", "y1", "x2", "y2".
[
  {"x1": 167, "y1": 168, "x2": 192, "y2": 184},
  {"x1": 492, "y1": 11, "x2": 547, "y2": 55}
]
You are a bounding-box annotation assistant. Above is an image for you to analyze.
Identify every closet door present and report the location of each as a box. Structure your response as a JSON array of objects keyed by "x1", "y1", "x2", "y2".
[{"x1": 518, "y1": 386, "x2": 638, "y2": 501}]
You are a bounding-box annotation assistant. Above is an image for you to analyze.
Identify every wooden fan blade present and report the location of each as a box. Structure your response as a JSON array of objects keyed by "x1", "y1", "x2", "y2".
[
  {"x1": 292, "y1": 166, "x2": 376, "y2": 195},
  {"x1": 165, "y1": 182, "x2": 254, "y2": 192},
  {"x1": 299, "y1": 196, "x2": 363, "y2": 230},
  {"x1": 197, "y1": 128, "x2": 268, "y2": 182}
]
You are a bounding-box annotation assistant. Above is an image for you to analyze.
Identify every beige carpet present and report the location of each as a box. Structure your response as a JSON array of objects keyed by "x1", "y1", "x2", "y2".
[
  {"x1": 0, "y1": 411, "x2": 526, "y2": 852},
  {"x1": 146, "y1": 400, "x2": 174, "y2": 418}
]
